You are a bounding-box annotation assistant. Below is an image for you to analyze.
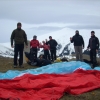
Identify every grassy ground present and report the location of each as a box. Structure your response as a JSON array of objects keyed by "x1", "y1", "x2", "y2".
[{"x1": 0, "y1": 55, "x2": 100, "y2": 100}]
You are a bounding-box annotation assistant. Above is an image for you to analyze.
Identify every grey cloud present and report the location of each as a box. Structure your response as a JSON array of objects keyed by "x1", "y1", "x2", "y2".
[
  {"x1": 0, "y1": 0, "x2": 100, "y2": 24},
  {"x1": 30, "y1": 26, "x2": 64, "y2": 31},
  {"x1": 0, "y1": 0, "x2": 100, "y2": 43},
  {"x1": 67, "y1": 25, "x2": 100, "y2": 30}
]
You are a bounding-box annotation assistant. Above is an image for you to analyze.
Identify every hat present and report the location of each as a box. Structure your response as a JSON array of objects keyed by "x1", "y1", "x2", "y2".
[
  {"x1": 17, "y1": 22, "x2": 21, "y2": 26},
  {"x1": 33, "y1": 35, "x2": 37, "y2": 39},
  {"x1": 49, "y1": 36, "x2": 52, "y2": 38},
  {"x1": 76, "y1": 30, "x2": 79, "y2": 32},
  {"x1": 91, "y1": 31, "x2": 95, "y2": 33}
]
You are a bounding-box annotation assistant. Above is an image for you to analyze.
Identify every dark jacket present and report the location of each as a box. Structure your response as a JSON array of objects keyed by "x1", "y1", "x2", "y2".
[
  {"x1": 46, "y1": 39, "x2": 58, "y2": 50},
  {"x1": 71, "y1": 34, "x2": 84, "y2": 47},
  {"x1": 87, "y1": 35, "x2": 99, "y2": 50},
  {"x1": 11, "y1": 29, "x2": 28, "y2": 46}
]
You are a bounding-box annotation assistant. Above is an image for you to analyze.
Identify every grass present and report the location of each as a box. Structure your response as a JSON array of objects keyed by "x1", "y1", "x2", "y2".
[
  {"x1": 0, "y1": 55, "x2": 100, "y2": 100},
  {"x1": 60, "y1": 89, "x2": 100, "y2": 100}
]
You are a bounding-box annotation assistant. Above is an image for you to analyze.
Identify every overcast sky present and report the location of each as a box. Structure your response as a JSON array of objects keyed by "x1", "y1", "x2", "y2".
[
  {"x1": 0, "y1": 0, "x2": 100, "y2": 24},
  {"x1": 0, "y1": 0, "x2": 100, "y2": 42}
]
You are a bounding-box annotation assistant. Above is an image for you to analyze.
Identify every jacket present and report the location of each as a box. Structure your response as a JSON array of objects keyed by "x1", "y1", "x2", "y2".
[
  {"x1": 46, "y1": 39, "x2": 58, "y2": 50},
  {"x1": 30, "y1": 39, "x2": 39, "y2": 48},
  {"x1": 87, "y1": 35, "x2": 99, "y2": 50},
  {"x1": 39, "y1": 43, "x2": 50, "y2": 50},
  {"x1": 71, "y1": 34, "x2": 84, "y2": 47},
  {"x1": 11, "y1": 29, "x2": 28, "y2": 46}
]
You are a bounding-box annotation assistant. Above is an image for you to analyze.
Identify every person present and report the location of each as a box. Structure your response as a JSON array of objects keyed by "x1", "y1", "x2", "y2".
[
  {"x1": 10, "y1": 22, "x2": 28, "y2": 68},
  {"x1": 98, "y1": 49, "x2": 100, "y2": 58},
  {"x1": 87, "y1": 31, "x2": 99, "y2": 68},
  {"x1": 70, "y1": 30, "x2": 84, "y2": 61},
  {"x1": 46, "y1": 36, "x2": 58, "y2": 61},
  {"x1": 30, "y1": 35, "x2": 39, "y2": 59},
  {"x1": 39, "y1": 41, "x2": 50, "y2": 60},
  {"x1": 25, "y1": 53, "x2": 51, "y2": 67}
]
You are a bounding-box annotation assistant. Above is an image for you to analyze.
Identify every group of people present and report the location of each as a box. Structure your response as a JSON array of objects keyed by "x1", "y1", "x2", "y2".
[
  {"x1": 11, "y1": 22, "x2": 99, "y2": 68},
  {"x1": 70, "y1": 30, "x2": 99, "y2": 68},
  {"x1": 30, "y1": 35, "x2": 58, "y2": 62},
  {"x1": 10, "y1": 22, "x2": 58, "y2": 68}
]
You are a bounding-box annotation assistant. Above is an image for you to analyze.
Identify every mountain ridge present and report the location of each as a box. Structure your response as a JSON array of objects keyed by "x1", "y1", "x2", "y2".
[{"x1": 0, "y1": 27, "x2": 100, "y2": 58}]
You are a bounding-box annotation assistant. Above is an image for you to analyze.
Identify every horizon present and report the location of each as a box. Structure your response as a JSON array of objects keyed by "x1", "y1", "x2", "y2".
[{"x1": 1, "y1": 19, "x2": 100, "y2": 43}]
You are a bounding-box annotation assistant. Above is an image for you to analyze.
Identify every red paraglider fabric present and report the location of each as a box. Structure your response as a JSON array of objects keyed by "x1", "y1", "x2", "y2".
[{"x1": 0, "y1": 69, "x2": 100, "y2": 100}]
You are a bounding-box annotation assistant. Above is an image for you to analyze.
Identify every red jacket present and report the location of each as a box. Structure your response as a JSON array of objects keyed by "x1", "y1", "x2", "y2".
[
  {"x1": 30, "y1": 39, "x2": 39, "y2": 48},
  {"x1": 39, "y1": 43, "x2": 50, "y2": 50}
]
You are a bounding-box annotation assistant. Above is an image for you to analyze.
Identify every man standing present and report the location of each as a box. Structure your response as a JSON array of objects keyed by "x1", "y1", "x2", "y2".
[
  {"x1": 87, "y1": 31, "x2": 99, "y2": 68},
  {"x1": 30, "y1": 35, "x2": 39, "y2": 59},
  {"x1": 46, "y1": 36, "x2": 58, "y2": 61},
  {"x1": 70, "y1": 30, "x2": 84, "y2": 61},
  {"x1": 11, "y1": 22, "x2": 28, "y2": 68}
]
